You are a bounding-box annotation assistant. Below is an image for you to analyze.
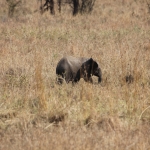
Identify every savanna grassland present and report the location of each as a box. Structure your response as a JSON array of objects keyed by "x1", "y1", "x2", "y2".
[{"x1": 0, "y1": 0, "x2": 150, "y2": 149}]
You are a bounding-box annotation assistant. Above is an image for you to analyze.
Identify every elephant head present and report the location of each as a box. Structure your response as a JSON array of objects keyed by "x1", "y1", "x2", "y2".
[{"x1": 74, "y1": 58, "x2": 102, "y2": 83}]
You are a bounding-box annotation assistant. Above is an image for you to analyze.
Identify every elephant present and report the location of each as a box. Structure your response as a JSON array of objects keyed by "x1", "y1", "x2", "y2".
[{"x1": 56, "y1": 56, "x2": 102, "y2": 84}]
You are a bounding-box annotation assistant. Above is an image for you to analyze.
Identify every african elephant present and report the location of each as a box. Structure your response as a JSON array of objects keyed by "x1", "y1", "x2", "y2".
[{"x1": 56, "y1": 56, "x2": 102, "y2": 84}]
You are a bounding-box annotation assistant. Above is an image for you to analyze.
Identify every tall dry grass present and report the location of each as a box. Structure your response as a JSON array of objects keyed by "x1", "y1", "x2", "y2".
[{"x1": 0, "y1": 0, "x2": 150, "y2": 149}]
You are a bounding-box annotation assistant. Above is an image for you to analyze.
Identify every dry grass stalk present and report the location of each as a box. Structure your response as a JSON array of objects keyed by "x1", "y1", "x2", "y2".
[
  {"x1": 0, "y1": 0, "x2": 150, "y2": 149},
  {"x1": 34, "y1": 52, "x2": 47, "y2": 110}
]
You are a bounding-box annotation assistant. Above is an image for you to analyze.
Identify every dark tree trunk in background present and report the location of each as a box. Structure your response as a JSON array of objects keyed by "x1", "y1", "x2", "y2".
[
  {"x1": 40, "y1": 0, "x2": 55, "y2": 15},
  {"x1": 40, "y1": 0, "x2": 96, "y2": 16},
  {"x1": 6, "y1": 0, "x2": 21, "y2": 17},
  {"x1": 73, "y1": 0, "x2": 79, "y2": 16},
  {"x1": 80, "y1": 0, "x2": 96, "y2": 14},
  {"x1": 58, "y1": 0, "x2": 61, "y2": 13},
  {"x1": 49, "y1": 0, "x2": 55, "y2": 14}
]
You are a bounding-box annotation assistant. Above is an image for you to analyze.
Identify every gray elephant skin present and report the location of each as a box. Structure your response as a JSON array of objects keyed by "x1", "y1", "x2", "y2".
[{"x1": 56, "y1": 56, "x2": 102, "y2": 84}]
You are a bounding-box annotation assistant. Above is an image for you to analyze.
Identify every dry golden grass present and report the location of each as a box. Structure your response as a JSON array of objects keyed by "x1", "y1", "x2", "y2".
[{"x1": 0, "y1": 0, "x2": 150, "y2": 149}]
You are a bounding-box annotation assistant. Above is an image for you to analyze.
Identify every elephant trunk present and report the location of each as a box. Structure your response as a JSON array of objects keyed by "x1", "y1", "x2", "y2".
[
  {"x1": 98, "y1": 76, "x2": 102, "y2": 83},
  {"x1": 95, "y1": 68, "x2": 102, "y2": 83}
]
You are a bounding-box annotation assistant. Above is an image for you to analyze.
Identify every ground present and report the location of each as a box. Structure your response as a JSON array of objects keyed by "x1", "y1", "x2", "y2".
[{"x1": 0, "y1": 0, "x2": 150, "y2": 149}]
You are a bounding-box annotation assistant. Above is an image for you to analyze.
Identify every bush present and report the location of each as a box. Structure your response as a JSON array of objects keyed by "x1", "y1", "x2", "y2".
[
  {"x1": 40, "y1": 0, "x2": 96, "y2": 16},
  {"x1": 80, "y1": 0, "x2": 96, "y2": 15},
  {"x1": 6, "y1": 0, "x2": 21, "y2": 17}
]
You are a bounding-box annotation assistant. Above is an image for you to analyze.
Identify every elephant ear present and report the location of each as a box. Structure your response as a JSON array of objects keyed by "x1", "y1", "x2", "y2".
[
  {"x1": 82, "y1": 58, "x2": 97, "y2": 76},
  {"x1": 91, "y1": 59, "x2": 98, "y2": 75}
]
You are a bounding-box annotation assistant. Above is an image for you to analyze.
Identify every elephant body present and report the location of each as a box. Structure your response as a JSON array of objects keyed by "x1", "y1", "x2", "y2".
[{"x1": 56, "y1": 56, "x2": 102, "y2": 84}]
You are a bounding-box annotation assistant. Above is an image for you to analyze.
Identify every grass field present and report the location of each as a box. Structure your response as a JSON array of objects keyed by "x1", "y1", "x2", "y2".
[{"x1": 0, "y1": 0, "x2": 150, "y2": 149}]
